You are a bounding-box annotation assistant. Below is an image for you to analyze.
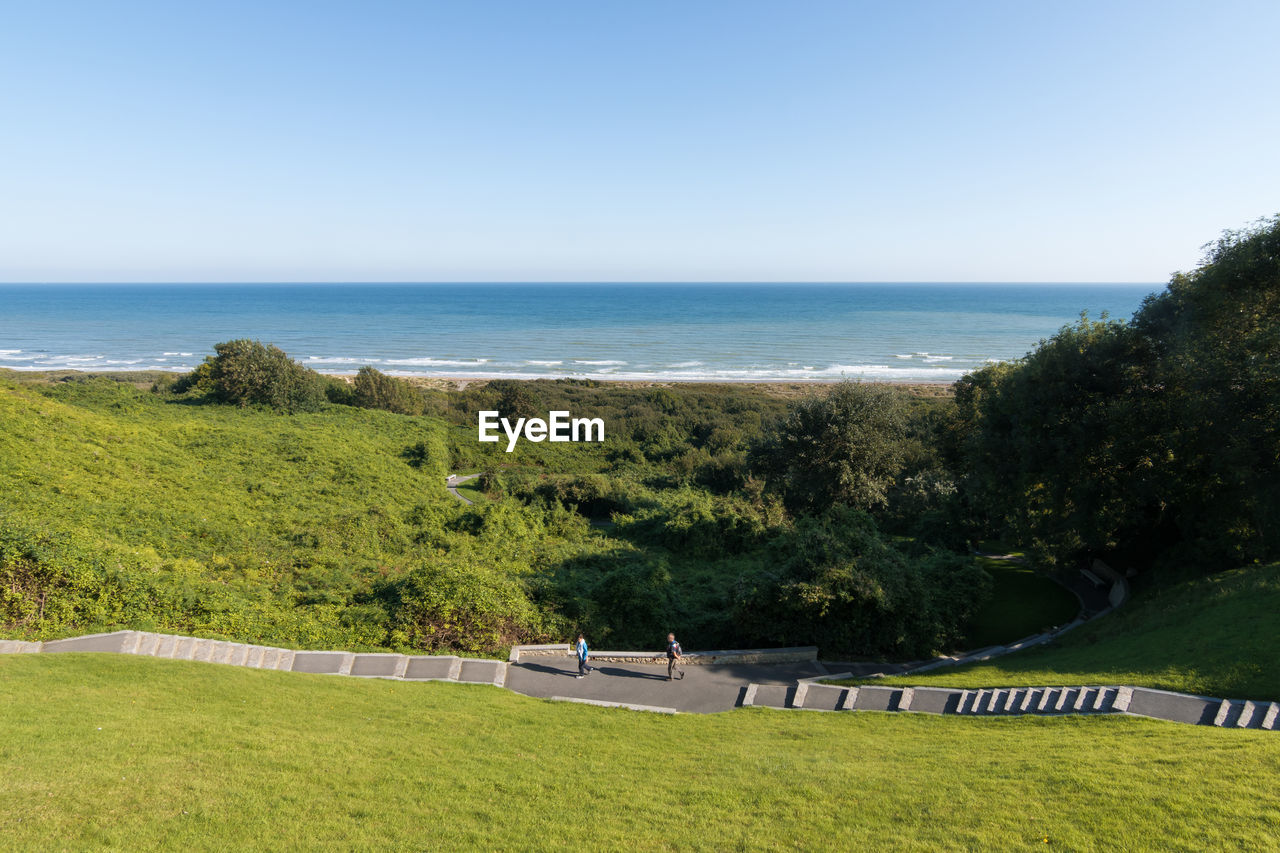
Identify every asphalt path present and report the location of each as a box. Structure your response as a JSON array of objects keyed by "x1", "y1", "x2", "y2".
[
  {"x1": 504, "y1": 655, "x2": 832, "y2": 713},
  {"x1": 446, "y1": 473, "x2": 480, "y2": 505}
]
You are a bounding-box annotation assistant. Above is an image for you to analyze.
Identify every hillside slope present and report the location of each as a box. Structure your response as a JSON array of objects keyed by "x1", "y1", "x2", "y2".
[
  {"x1": 2, "y1": 654, "x2": 1277, "y2": 851},
  {"x1": 0, "y1": 376, "x2": 591, "y2": 653},
  {"x1": 860, "y1": 562, "x2": 1280, "y2": 700}
]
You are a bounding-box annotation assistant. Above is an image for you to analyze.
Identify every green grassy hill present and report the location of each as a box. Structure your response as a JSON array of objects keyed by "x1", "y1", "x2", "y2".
[
  {"x1": 849, "y1": 562, "x2": 1280, "y2": 700},
  {"x1": 0, "y1": 373, "x2": 445, "y2": 564},
  {"x1": 0, "y1": 374, "x2": 600, "y2": 653},
  {"x1": 2, "y1": 654, "x2": 1276, "y2": 851}
]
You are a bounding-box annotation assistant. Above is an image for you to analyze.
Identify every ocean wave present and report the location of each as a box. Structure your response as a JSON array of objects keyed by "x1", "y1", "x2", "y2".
[
  {"x1": 895, "y1": 354, "x2": 913, "y2": 359},
  {"x1": 371, "y1": 362, "x2": 966, "y2": 382},
  {"x1": 573, "y1": 359, "x2": 627, "y2": 366},
  {"x1": 383, "y1": 357, "x2": 492, "y2": 366},
  {"x1": 162, "y1": 352, "x2": 195, "y2": 357},
  {"x1": 922, "y1": 355, "x2": 953, "y2": 362},
  {"x1": 304, "y1": 356, "x2": 378, "y2": 364},
  {"x1": 37, "y1": 355, "x2": 106, "y2": 364},
  {"x1": 525, "y1": 360, "x2": 563, "y2": 366},
  {"x1": 669, "y1": 360, "x2": 704, "y2": 368}
]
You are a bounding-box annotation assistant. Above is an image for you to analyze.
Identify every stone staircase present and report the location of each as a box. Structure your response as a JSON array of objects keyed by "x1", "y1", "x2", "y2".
[
  {"x1": 952, "y1": 685, "x2": 1125, "y2": 716},
  {"x1": 742, "y1": 678, "x2": 1280, "y2": 730},
  {"x1": 6, "y1": 631, "x2": 1278, "y2": 729},
  {"x1": 0, "y1": 630, "x2": 509, "y2": 687}
]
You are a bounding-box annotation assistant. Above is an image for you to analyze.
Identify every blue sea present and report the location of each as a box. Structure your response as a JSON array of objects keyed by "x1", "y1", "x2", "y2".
[{"x1": 0, "y1": 283, "x2": 1159, "y2": 383}]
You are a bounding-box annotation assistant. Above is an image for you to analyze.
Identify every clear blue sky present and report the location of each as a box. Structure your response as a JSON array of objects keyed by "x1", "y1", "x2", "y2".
[{"x1": 2, "y1": 0, "x2": 1277, "y2": 282}]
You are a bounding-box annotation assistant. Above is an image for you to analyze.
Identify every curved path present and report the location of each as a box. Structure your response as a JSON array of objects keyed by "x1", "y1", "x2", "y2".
[
  {"x1": 2, "y1": 631, "x2": 1276, "y2": 730},
  {"x1": 445, "y1": 473, "x2": 480, "y2": 505}
]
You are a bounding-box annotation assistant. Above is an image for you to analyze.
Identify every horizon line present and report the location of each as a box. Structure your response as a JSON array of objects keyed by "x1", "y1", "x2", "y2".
[{"x1": 0, "y1": 280, "x2": 1163, "y2": 286}]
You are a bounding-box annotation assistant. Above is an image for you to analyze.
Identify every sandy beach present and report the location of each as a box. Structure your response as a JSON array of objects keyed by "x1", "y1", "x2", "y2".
[{"x1": 1, "y1": 367, "x2": 955, "y2": 399}]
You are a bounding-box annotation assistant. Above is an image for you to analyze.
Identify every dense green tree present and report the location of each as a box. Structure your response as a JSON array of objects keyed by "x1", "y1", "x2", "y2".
[
  {"x1": 754, "y1": 382, "x2": 910, "y2": 512},
  {"x1": 956, "y1": 215, "x2": 1280, "y2": 573},
  {"x1": 487, "y1": 379, "x2": 541, "y2": 421},
  {"x1": 732, "y1": 506, "x2": 989, "y2": 658}
]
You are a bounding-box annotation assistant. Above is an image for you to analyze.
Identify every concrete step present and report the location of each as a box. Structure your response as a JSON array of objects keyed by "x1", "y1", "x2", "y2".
[
  {"x1": 1261, "y1": 703, "x2": 1279, "y2": 731},
  {"x1": 1038, "y1": 688, "x2": 1060, "y2": 712},
  {"x1": 291, "y1": 651, "x2": 355, "y2": 675},
  {"x1": 132, "y1": 633, "x2": 162, "y2": 656},
  {"x1": 457, "y1": 659, "x2": 504, "y2": 685},
  {"x1": 191, "y1": 639, "x2": 216, "y2": 663},
  {"x1": 153, "y1": 635, "x2": 177, "y2": 658},
  {"x1": 749, "y1": 685, "x2": 793, "y2": 709},
  {"x1": 172, "y1": 636, "x2": 197, "y2": 659},
  {"x1": 798, "y1": 683, "x2": 847, "y2": 712},
  {"x1": 1213, "y1": 699, "x2": 1244, "y2": 728},
  {"x1": 350, "y1": 653, "x2": 408, "y2": 678},
  {"x1": 402, "y1": 656, "x2": 458, "y2": 681}
]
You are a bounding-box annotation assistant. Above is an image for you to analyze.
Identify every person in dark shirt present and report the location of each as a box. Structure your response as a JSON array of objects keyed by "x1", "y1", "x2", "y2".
[{"x1": 665, "y1": 633, "x2": 683, "y2": 680}]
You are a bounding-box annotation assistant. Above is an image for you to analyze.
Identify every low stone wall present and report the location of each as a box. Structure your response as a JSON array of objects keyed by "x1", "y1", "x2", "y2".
[{"x1": 509, "y1": 644, "x2": 818, "y2": 666}]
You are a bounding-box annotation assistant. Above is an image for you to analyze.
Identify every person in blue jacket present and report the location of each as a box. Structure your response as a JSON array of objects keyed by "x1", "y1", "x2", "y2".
[{"x1": 575, "y1": 633, "x2": 593, "y2": 678}]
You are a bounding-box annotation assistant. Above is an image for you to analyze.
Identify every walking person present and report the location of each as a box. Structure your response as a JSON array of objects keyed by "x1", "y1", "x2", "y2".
[
  {"x1": 665, "y1": 632, "x2": 683, "y2": 681},
  {"x1": 575, "y1": 633, "x2": 594, "y2": 678}
]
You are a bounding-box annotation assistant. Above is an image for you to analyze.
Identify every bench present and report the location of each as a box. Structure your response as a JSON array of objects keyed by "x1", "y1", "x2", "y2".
[{"x1": 1080, "y1": 567, "x2": 1106, "y2": 588}]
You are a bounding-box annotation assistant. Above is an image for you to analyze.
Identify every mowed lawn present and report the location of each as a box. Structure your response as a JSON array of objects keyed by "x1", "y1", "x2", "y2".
[
  {"x1": 3, "y1": 655, "x2": 1278, "y2": 851},
  {"x1": 857, "y1": 563, "x2": 1280, "y2": 702}
]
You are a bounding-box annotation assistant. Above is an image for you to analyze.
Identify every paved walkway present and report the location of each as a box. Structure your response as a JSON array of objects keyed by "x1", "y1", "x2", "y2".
[
  {"x1": 445, "y1": 473, "x2": 480, "y2": 505},
  {"x1": 3, "y1": 631, "x2": 1276, "y2": 730},
  {"x1": 505, "y1": 657, "x2": 828, "y2": 713}
]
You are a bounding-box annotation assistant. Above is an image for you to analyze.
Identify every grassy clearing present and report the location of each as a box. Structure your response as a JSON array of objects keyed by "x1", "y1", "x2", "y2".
[
  {"x1": 963, "y1": 557, "x2": 1079, "y2": 648},
  {"x1": 843, "y1": 563, "x2": 1280, "y2": 701},
  {"x1": 454, "y1": 482, "x2": 488, "y2": 504},
  {"x1": 2, "y1": 655, "x2": 1276, "y2": 851}
]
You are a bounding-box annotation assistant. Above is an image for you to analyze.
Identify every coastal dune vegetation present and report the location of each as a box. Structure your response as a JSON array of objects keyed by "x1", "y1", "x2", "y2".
[{"x1": 1, "y1": 216, "x2": 1278, "y2": 666}]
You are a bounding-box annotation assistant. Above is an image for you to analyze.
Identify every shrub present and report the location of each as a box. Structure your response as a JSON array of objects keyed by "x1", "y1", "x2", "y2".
[
  {"x1": 389, "y1": 558, "x2": 547, "y2": 655},
  {"x1": 353, "y1": 367, "x2": 424, "y2": 415},
  {"x1": 183, "y1": 339, "x2": 327, "y2": 412}
]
